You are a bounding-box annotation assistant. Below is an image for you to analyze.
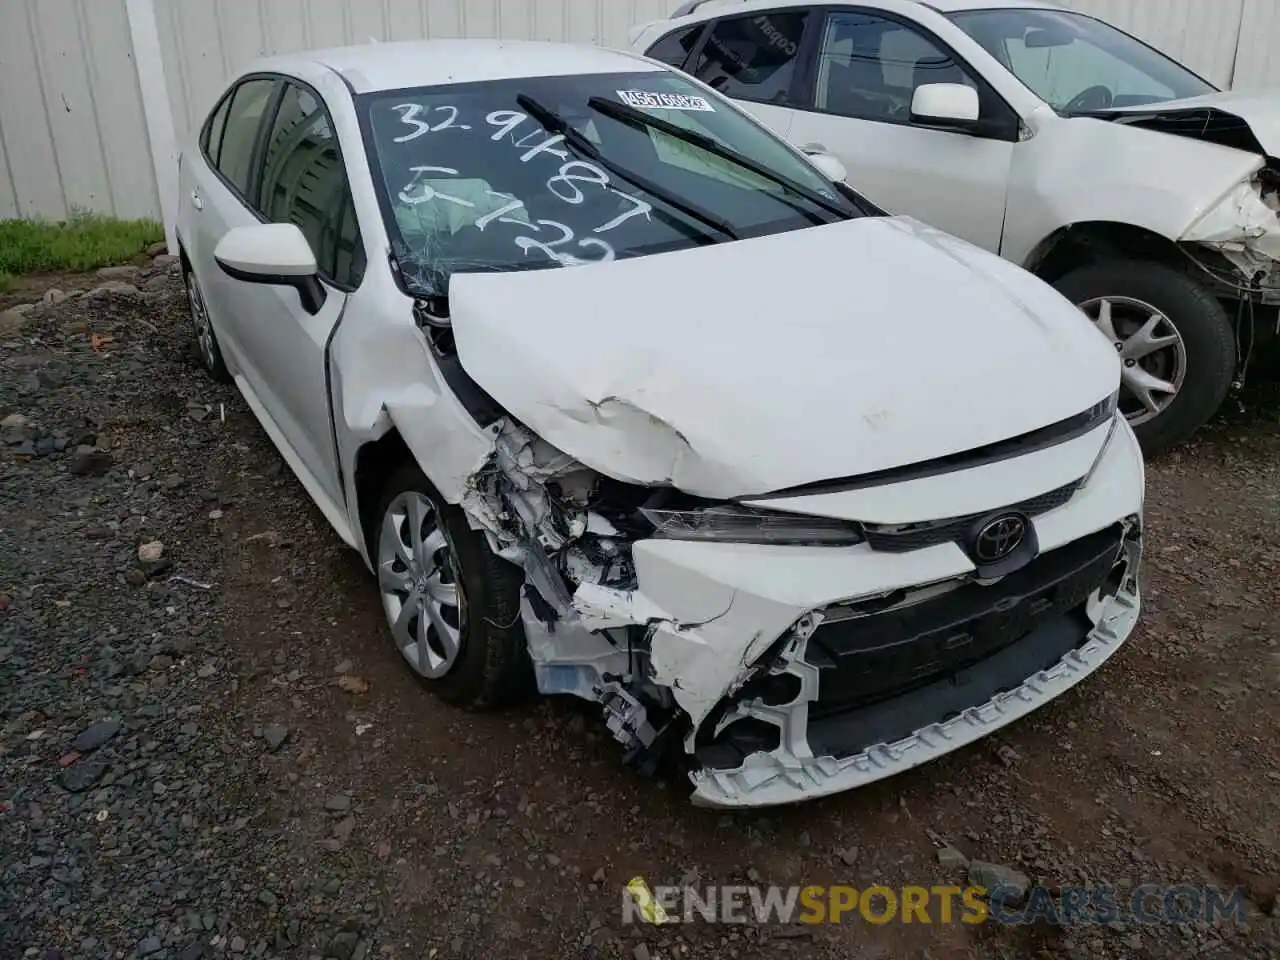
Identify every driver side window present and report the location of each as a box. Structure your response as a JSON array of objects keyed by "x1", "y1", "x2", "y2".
[{"x1": 814, "y1": 12, "x2": 977, "y2": 124}]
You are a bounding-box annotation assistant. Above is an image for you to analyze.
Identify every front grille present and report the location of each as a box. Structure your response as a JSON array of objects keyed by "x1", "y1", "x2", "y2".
[
  {"x1": 862, "y1": 480, "x2": 1080, "y2": 553},
  {"x1": 806, "y1": 525, "x2": 1124, "y2": 719}
]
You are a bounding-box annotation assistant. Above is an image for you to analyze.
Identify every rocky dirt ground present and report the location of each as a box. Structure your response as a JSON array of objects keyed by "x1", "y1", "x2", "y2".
[{"x1": 1, "y1": 268, "x2": 1279, "y2": 960}]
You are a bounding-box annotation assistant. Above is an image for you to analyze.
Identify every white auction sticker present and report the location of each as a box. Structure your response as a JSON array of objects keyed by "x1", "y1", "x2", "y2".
[{"x1": 616, "y1": 89, "x2": 715, "y2": 112}]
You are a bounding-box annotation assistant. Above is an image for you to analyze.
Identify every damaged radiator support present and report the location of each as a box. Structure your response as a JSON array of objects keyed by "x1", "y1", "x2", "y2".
[{"x1": 459, "y1": 422, "x2": 671, "y2": 765}]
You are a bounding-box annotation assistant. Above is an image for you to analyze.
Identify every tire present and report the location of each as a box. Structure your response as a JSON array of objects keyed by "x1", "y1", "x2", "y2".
[
  {"x1": 1053, "y1": 260, "x2": 1235, "y2": 456},
  {"x1": 183, "y1": 263, "x2": 231, "y2": 384},
  {"x1": 370, "y1": 460, "x2": 531, "y2": 709}
]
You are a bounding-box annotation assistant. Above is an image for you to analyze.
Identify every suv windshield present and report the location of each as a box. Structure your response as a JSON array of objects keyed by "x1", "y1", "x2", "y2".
[
  {"x1": 360, "y1": 70, "x2": 855, "y2": 296},
  {"x1": 949, "y1": 9, "x2": 1216, "y2": 114}
]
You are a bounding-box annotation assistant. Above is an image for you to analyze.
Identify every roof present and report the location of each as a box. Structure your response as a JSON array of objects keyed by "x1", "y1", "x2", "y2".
[
  {"x1": 285, "y1": 39, "x2": 661, "y2": 94},
  {"x1": 919, "y1": 0, "x2": 1064, "y2": 11},
  {"x1": 667, "y1": 0, "x2": 1063, "y2": 21}
]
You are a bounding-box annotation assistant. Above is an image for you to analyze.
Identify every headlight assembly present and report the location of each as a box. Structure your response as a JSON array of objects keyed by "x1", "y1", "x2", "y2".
[{"x1": 638, "y1": 502, "x2": 864, "y2": 545}]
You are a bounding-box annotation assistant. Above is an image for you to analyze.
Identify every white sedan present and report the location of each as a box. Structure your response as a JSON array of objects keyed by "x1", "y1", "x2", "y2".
[
  {"x1": 175, "y1": 38, "x2": 1143, "y2": 807},
  {"x1": 632, "y1": 0, "x2": 1276, "y2": 454}
]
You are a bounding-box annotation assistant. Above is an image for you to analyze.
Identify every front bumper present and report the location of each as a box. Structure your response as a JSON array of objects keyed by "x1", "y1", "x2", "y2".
[
  {"x1": 576, "y1": 416, "x2": 1145, "y2": 807},
  {"x1": 690, "y1": 529, "x2": 1140, "y2": 806}
]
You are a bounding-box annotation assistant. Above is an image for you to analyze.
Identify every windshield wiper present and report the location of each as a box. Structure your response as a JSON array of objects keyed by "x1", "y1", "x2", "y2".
[
  {"x1": 587, "y1": 96, "x2": 850, "y2": 222},
  {"x1": 515, "y1": 94, "x2": 739, "y2": 241}
]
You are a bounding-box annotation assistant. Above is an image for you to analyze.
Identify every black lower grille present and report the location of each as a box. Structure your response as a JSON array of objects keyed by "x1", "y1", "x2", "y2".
[
  {"x1": 862, "y1": 480, "x2": 1080, "y2": 553},
  {"x1": 806, "y1": 525, "x2": 1124, "y2": 718}
]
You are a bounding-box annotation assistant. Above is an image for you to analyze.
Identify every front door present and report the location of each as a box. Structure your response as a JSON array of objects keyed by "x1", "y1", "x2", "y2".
[
  {"x1": 227, "y1": 80, "x2": 366, "y2": 509},
  {"x1": 785, "y1": 9, "x2": 1016, "y2": 252}
]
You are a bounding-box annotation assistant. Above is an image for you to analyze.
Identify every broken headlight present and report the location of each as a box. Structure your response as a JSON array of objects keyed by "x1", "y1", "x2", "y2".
[{"x1": 638, "y1": 503, "x2": 864, "y2": 545}]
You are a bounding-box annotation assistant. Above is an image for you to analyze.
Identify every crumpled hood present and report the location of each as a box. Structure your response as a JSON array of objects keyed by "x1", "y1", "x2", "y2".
[
  {"x1": 1095, "y1": 92, "x2": 1280, "y2": 159},
  {"x1": 448, "y1": 216, "x2": 1119, "y2": 500}
]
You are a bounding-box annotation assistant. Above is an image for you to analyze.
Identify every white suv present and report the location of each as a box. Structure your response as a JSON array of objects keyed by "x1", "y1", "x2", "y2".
[{"x1": 631, "y1": 0, "x2": 1280, "y2": 454}]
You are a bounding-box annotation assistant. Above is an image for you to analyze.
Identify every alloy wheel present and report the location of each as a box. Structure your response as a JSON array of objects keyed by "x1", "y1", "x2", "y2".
[
  {"x1": 186, "y1": 272, "x2": 217, "y2": 371},
  {"x1": 377, "y1": 491, "x2": 466, "y2": 679},
  {"x1": 1077, "y1": 295, "x2": 1188, "y2": 426}
]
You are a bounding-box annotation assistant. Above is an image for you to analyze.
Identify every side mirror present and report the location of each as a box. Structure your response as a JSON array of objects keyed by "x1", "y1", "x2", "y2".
[
  {"x1": 910, "y1": 83, "x2": 981, "y2": 131},
  {"x1": 804, "y1": 150, "x2": 848, "y2": 184},
  {"x1": 214, "y1": 223, "x2": 327, "y2": 315}
]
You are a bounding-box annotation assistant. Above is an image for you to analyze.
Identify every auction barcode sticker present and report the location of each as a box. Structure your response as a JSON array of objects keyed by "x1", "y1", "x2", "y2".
[{"x1": 616, "y1": 90, "x2": 715, "y2": 112}]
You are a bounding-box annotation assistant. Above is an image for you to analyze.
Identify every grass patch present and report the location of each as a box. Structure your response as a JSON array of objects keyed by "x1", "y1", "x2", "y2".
[
  {"x1": 0, "y1": 271, "x2": 13, "y2": 294},
  {"x1": 0, "y1": 213, "x2": 163, "y2": 279}
]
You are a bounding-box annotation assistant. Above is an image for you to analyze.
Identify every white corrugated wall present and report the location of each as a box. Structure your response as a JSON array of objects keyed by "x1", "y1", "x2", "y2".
[
  {"x1": 1, "y1": 0, "x2": 1279, "y2": 225},
  {"x1": 155, "y1": 0, "x2": 679, "y2": 146},
  {"x1": 0, "y1": 0, "x2": 159, "y2": 220}
]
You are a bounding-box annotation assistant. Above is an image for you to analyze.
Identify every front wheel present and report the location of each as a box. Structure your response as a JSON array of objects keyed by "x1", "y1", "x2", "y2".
[
  {"x1": 371, "y1": 461, "x2": 531, "y2": 708},
  {"x1": 1053, "y1": 260, "x2": 1235, "y2": 456}
]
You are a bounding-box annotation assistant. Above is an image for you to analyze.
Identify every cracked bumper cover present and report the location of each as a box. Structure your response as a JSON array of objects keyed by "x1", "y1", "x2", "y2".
[{"x1": 578, "y1": 415, "x2": 1145, "y2": 807}]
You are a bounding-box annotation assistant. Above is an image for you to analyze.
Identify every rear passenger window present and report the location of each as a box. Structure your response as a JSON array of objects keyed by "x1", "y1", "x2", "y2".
[
  {"x1": 216, "y1": 79, "x2": 278, "y2": 200},
  {"x1": 201, "y1": 93, "x2": 233, "y2": 166},
  {"x1": 645, "y1": 25, "x2": 703, "y2": 69},
  {"x1": 257, "y1": 82, "x2": 364, "y2": 288},
  {"x1": 692, "y1": 11, "x2": 810, "y2": 104}
]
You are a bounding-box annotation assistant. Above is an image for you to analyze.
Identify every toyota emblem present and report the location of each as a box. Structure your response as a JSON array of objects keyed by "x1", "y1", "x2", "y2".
[{"x1": 972, "y1": 514, "x2": 1027, "y2": 563}]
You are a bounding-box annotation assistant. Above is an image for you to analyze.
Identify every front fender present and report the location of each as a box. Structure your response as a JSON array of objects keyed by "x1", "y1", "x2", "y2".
[{"x1": 1003, "y1": 108, "x2": 1264, "y2": 267}]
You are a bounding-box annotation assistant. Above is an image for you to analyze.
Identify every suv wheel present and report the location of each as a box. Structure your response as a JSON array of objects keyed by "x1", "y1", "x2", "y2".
[
  {"x1": 371, "y1": 461, "x2": 531, "y2": 708},
  {"x1": 1054, "y1": 260, "x2": 1235, "y2": 456}
]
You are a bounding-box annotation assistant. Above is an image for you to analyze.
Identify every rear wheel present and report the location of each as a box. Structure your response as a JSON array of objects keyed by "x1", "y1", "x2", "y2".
[
  {"x1": 371, "y1": 461, "x2": 531, "y2": 708},
  {"x1": 1053, "y1": 260, "x2": 1235, "y2": 456},
  {"x1": 183, "y1": 264, "x2": 230, "y2": 383}
]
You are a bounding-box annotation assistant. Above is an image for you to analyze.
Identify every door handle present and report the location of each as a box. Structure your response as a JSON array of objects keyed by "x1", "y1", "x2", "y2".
[
  {"x1": 802, "y1": 142, "x2": 829, "y2": 155},
  {"x1": 190, "y1": 190, "x2": 203, "y2": 211}
]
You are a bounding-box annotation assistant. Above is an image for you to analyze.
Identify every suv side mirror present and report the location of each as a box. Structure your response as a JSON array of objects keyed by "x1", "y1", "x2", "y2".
[
  {"x1": 910, "y1": 83, "x2": 981, "y2": 132},
  {"x1": 214, "y1": 222, "x2": 327, "y2": 315}
]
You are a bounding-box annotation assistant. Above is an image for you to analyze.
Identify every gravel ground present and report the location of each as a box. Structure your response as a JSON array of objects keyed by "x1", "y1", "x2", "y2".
[{"x1": 2, "y1": 268, "x2": 1278, "y2": 960}]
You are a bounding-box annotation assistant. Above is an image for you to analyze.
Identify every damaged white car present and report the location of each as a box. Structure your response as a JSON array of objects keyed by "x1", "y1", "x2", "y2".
[
  {"x1": 175, "y1": 38, "x2": 1143, "y2": 807},
  {"x1": 632, "y1": 0, "x2": 1280, "y2": 454}
]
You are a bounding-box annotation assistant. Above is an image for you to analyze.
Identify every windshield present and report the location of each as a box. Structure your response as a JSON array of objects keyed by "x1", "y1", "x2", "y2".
[
  {"x1": 359, "y1": 70, "x2": 854, "y2": 296},
  {"x1": 949, "y1": 9, "x2": 1216, "y2": 114}
]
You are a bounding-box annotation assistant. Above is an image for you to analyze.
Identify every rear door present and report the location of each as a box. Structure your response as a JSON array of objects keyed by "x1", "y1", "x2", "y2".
[{"x1": 676, "y1": 8, "x2": 818, "y2": 140}]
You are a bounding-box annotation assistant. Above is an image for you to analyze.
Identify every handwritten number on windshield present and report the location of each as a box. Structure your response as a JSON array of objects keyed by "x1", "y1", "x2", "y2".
[
  {"x1": 514, "y1": 220, "x2": 616, "y2": 266},
  {"x1": 394, "y1": 104, "x2": 655, "y2": 262},
  {"x1": 472, "y1": 190, "x2": 529, "y2": 231},
  {"x1": 398, "y1": 166, "x2": 476, "y2": 208},
  {"x1": 393, "y1": 104, "x2": 471, "y2": 142}
]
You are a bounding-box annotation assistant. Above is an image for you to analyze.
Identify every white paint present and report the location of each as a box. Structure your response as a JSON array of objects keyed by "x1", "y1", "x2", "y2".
[
  {"x1": 125, "y1": 0, "x2": 178, "y2": 250},
  {"x1": 448, "y1": 213, "x2": 1119, "y2": 500},
  {"x1": 911, "y1": 83, "x2": 980, "y2": 123},
  {"x1": 213, "y1": 223, "x2": 318, "y2": 276}
]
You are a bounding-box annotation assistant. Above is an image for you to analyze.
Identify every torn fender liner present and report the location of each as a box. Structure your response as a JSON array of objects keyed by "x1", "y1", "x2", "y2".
[{"x1": 446, "y1": 216, "x2": 1116, "y2": 500}]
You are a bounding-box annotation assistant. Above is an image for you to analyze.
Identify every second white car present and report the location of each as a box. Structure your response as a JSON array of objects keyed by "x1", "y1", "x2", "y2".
[{"x1": 632, "y1": 0, "x2": 1279, "y2": 454}]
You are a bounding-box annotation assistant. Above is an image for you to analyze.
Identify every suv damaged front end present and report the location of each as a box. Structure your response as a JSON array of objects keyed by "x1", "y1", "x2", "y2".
[{"x1": 1095, "y1": 101, "x2": 1280, "y2": 304}]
